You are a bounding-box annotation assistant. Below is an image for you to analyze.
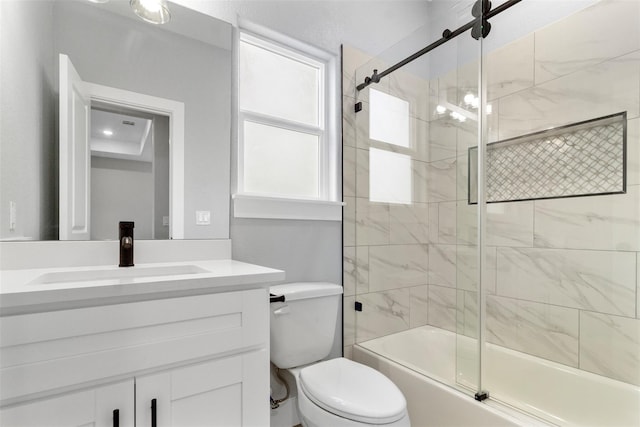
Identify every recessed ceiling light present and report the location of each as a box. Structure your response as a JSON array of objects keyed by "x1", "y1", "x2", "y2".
[{"x1": 103, "y1": 129, "x2": 114, "y2": 136}]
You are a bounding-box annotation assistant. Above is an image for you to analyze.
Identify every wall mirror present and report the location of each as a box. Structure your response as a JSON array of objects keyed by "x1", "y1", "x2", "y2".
[
  {"x1": 59, "y1": 52, "x2": 185, "y2": 240},
  {"x1": 0, "y1": 0, "x2": 232, "y2": 241}
]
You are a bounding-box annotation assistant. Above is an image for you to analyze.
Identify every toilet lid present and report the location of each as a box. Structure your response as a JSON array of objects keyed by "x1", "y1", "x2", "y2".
[{"x1": 299, "y1": 358, "x2": 407, "y2": 424}]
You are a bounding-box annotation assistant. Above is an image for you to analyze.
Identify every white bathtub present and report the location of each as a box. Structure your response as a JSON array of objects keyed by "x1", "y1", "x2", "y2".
[{"x1": 353, "y1": 325, "x2": 640, "y2": 427}]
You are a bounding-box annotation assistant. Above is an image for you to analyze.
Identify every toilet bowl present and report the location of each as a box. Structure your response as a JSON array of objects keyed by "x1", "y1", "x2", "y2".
[
  {"x1": 290, "y1": 358, "x2": 410, "y2": 427},
  {"x1": 270, "y1": 283, "x2": 410, "y2": 427}
]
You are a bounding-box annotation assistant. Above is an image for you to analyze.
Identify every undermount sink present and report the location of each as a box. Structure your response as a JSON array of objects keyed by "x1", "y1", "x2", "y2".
[{"x1": 29, "y1": 265, "x2": 209, "y2": 285}]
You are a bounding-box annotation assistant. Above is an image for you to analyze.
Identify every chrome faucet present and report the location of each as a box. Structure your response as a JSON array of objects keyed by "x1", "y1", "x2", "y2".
[{"x1": 119, "y1": 221, "x2": 134, "y2": 267}]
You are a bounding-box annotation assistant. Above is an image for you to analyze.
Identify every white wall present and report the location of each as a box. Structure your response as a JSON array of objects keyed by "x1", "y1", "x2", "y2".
[
  {"x1": 0, "y1": 1, "x2": 56, "y2": 240},
  {"x1": 231, "y1": 218, "x2": 344, "y2": 357},
  {"x1": 91, "y1": 157, "x2": 154, "y2": 240},
  {"x1": 170, "y1": 0, "x2": 435, "y2": 360},
  {"x1": 172, "y1": 0, "x2": 432, "y2": 56}
]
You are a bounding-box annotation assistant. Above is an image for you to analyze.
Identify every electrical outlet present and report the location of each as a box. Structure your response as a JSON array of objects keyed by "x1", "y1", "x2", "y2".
[
  {"x1": 162, "y1": 216, "x2": 169, "y2": 226},
  {"x1": 195, "y1": 210, "x2": 211, "y2": 225}
]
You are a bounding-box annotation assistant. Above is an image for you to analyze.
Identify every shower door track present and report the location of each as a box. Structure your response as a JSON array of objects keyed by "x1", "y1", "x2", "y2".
[{"x1": 355, "y1": 0, "x2": 522, "y2": 91}]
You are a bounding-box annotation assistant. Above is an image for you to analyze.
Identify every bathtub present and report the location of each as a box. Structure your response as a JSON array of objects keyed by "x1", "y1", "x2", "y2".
[{"x1": 352, "y1": 325, "x2": 640, "y2": 427}]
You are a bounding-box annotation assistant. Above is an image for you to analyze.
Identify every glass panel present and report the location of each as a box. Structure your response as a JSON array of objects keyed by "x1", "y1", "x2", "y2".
[
  {"x1": 239, "y1": 39, "x2": 320, "y2": 127},
  {"x1": 243, "y1": 121, "x2": 319, "y2": 198},
  {"x1": 345, "y1": 1, "x2": 640, "y2": 425},
  {"x1": 481, "y1": 0, "x2": 640, "y2": 425},
  {"x1": 369, "y1": 148, "x2": 412, "y2": 204},
  {"x1": 453, "y1": 21, "x2": 484, "y2": 398},
  {"x1": 369, "y1": 89, "x2": 410, "y2": 147},
  {"x1": 346, "y1": 11, "x2": 483, "y2": 400}
]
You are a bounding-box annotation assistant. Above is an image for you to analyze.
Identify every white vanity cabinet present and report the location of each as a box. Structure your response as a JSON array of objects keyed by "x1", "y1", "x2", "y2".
[
  {"x1": 0, "y1": 287, "x2": 270, "y2": 427},
  {"x1": 136, "y1": 351, "x2": 266, "y2": 427},
  {"x1": 0, "y1": 379, "x2": 135, "y2": 427}
]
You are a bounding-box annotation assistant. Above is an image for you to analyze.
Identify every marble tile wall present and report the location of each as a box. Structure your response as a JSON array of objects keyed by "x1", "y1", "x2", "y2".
[{"x1": 342, "y1": 0, "x2": 640, "y2": 387}]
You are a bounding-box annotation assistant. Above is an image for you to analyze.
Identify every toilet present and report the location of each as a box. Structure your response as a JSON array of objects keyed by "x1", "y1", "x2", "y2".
[{"x1": 270, "y1": 282, "x2": 410, "y2": 427}]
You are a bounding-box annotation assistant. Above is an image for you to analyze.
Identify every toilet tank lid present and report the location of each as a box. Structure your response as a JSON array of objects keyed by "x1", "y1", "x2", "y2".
[{"x1": 270, "y1": 282, "x2": 342, "y2": 301}]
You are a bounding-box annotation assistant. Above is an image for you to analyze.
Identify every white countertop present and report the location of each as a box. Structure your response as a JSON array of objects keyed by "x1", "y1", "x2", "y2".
[{"x1": 0, "y1": 259, "x2": 285, "y2": 315}]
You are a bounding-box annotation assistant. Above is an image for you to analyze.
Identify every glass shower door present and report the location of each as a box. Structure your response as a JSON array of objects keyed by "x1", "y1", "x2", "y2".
[
  {"x1": 428, "y1": 16, "x2": 487, "y2": 398},
  {"x1": 351, "y1": 51, "x2": 432, "y2": 353},
  {"x1": 346, "y1": 1, "x2": 640, "y2": 424},
  {"x1": 347, "y1": 14, "x2": 487, "y2": 400},
  {"x1": 480, "y1": 0, "x2": 640, "y2": 424}
]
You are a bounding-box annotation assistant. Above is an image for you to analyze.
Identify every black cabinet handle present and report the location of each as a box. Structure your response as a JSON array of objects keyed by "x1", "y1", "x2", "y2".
[
  {"x1": 151, "y1": 398, "x2": 157, "y2": 427},
  {"x1": 113, "y1": 409, "x2": 119, "y2": 427}
]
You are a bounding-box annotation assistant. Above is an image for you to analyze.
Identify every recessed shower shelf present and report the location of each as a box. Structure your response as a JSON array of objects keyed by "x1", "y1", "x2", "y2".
[{"x1": 468, "y1": 112, "x2": 627, "y2": 204}]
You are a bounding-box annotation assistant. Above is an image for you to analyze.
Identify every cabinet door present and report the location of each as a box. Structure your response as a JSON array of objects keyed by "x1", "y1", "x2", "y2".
[
  {"x1": 136, "y1": 351, "x2": 268, "y2": 427},
  {"x1": 0, "y1": 380, "x2": 134, "y2": 427}
]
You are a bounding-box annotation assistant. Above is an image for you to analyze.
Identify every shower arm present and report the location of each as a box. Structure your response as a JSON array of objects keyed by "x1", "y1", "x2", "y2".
[{"x1": 355, "y1": 0, "x2": 522, "y2": 92}]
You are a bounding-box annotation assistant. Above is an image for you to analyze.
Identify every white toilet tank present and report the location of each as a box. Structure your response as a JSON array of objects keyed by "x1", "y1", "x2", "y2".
[{"x1": 270, "y1": 282, "x2": 343, "y2": 369}]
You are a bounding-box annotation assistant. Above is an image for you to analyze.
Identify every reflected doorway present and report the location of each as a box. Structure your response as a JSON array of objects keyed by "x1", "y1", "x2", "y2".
[{"x1": 90, "y1": 104, "x2": 170, "y2": 240}]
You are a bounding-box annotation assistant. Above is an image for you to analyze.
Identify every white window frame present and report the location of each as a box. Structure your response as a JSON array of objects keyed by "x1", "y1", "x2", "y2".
[{"x1": 233, "y1": 23, "x2": 342, "y2": 221}]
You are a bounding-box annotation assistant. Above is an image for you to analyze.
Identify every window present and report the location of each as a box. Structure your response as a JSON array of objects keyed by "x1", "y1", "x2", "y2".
[
  {"x1": 369, "y1": 148, "x2": 412, "y2": 204},
  {"x1": 235, "y1": 29, "x2": 341, "y2": 220},
  {"x1": 368, "y1": 89, "x2": 413, "y2": 204},
  {"x1": 369, "y1": 89, "x2": 410, "y2": 148}
]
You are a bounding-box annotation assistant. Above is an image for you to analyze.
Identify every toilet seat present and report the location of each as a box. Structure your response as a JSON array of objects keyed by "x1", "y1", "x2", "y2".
[{"x1": 299, "y1": 358, "x2": 407, "y2": 424}]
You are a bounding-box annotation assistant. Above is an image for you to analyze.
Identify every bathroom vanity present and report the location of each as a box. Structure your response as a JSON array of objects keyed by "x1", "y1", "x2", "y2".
[{"x1": 0, "y1": 241, "x2": 284, "y2": 426}]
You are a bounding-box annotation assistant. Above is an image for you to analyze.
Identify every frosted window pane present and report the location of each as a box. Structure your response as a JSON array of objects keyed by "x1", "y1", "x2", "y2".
[
  {"x1": 369, "y1": 89, "x2": 410, "y2": 147},
  {"x1": 240, "y1": 41, "x2": 319, "y2": 127},
  {"x1": 243, "y1": 121, "x2": 319, "y2": 198},
  {"x1": 369, "y1": 148, "x2": 412, "y2": 204}
]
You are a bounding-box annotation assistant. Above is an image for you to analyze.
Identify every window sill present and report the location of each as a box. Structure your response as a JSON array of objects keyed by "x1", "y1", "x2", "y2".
[{"x1": 232, "y1": 194, "x2": 344, "y2": 221}]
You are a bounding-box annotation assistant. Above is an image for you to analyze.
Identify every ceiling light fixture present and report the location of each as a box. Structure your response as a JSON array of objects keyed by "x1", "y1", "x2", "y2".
[
  {"x1": 103, "y1": 129, "x2": 114, "y2": 136},
  {"x1": 130, "y1": 0, "x2": 171, "y2": 25}
]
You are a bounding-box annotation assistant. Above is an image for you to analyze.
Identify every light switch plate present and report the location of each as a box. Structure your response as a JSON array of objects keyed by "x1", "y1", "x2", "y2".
[
  {"x1": 195, "y1": 210, "x2": 211, "y2": 225},
  {"x1": 162, "y1": 216, "x2": 169, "y2": 226}
]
